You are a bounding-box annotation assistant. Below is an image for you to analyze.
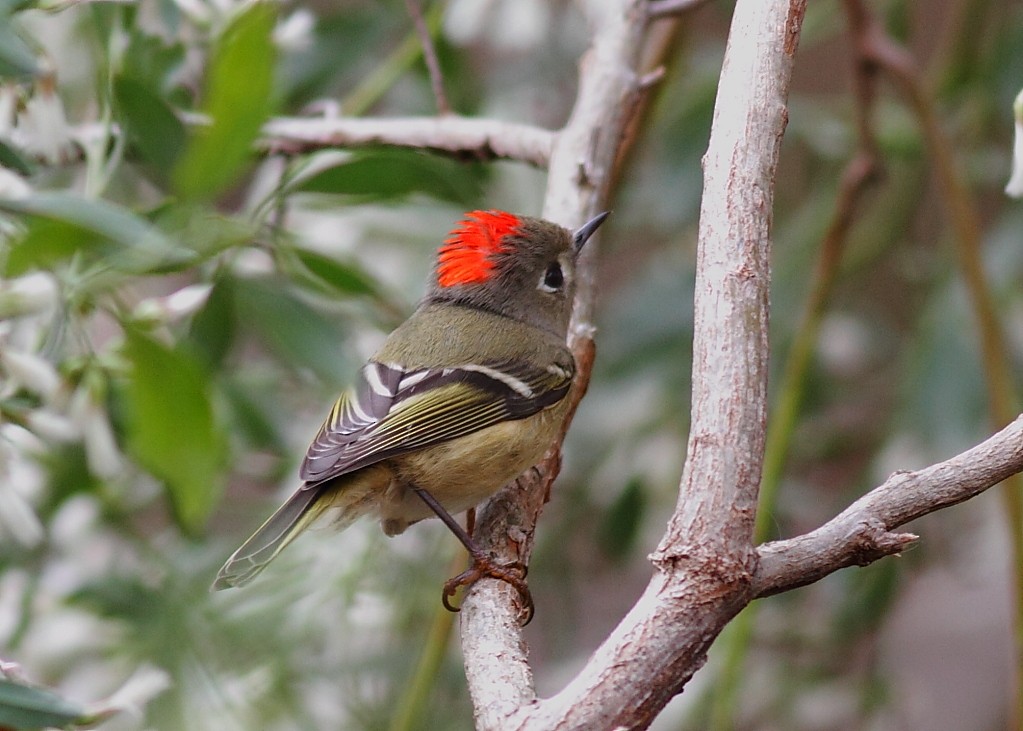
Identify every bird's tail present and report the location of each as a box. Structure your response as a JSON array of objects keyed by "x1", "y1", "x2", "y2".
[{"x1": 213, "y1": 483, "x2": 337, "y2": 590}]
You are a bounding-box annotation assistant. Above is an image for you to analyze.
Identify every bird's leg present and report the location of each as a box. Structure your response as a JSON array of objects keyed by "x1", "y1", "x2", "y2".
[{"x1": 409, "y1": 485, "x2": 533, "y2": 624}]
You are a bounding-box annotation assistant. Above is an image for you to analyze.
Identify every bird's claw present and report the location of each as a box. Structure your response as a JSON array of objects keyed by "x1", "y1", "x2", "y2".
[{"x1": 441, "y1": 557, "x2": 533, "y2": 625}]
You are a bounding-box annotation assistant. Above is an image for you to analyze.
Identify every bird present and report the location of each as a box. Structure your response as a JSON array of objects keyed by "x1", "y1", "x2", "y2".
[{"x1": 213, "y1": 209, "x2": 609, "y2": 620}]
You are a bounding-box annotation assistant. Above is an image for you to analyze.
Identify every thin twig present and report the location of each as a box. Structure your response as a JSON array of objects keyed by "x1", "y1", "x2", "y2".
[
  {"x1": 405, "y1": 0, "x2": 451, "y2": 114},
  {"x1": 61, "y1": 113, "x2": 555, "y2": 169},
  {"x1": 260, "y1": 115, "x2": 555, "y2": 167},
  {"x1": 647, "y1": 0, "x2": 715, "y2": 20},
  {"x1": 341, "y1": 1, "x2": 445, "y2": 116}
]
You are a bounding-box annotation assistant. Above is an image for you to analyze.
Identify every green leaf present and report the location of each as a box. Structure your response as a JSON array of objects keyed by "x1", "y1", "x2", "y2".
[
  {"x1": 598, "y1": 478, "x2": 646, "y2": 562},
  {"x1": 150, "y1": 206, "x2": 256, "y2": 263},
  {"x1": 233, "y1": 276, "x2": 350, "y2": 383},
  {"x1": 0, "y1": 193, "x2": 154, "y2": 244},
  {"x1": 0, "y1": 138, "x2": 34, "y2": 175},
  {"x1": 0, "y1": 23, "x2": 39, "y2": 79},
  {"x1": 295, "y1": 148, "x2": 482, "y2": 205},
  {"x1": 293, "y1": 249, "x2": 381, "y2": 297},
  {"x1": 0, "y1": 676, "x2": 89, "y2": 730},
  {"x1": 172, "y1": 3, "x2": 277, "y2": 200},
  {"x1": 0, "y1": 193, "x2": 187, "y2": 275},
  {"x1": 121, "y1": 28, "x2": 187, "y2": 93},
  {"x1": 221, "y1": 376, "x2": 285, "y2": 453},
  {"x1": 39, "y1": 443, "x2": 103, "y2": 513},
  {"x1": 122, "y1": 329, "x2": 226, "y2": 534},
  {"x1": 113, "y1": 74, "x2": 186, "y2": 173},
  {"x1": 188, "y1": 275, "x2": 236, "y2": 368},
  {"x1": 3, "y1": 218, "x2": 103, "y2": 276}
]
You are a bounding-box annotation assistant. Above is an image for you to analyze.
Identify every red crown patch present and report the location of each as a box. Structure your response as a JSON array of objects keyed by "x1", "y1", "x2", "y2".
[{"x1": 436, "y1": 210, "x2": 521, "y2": 288}]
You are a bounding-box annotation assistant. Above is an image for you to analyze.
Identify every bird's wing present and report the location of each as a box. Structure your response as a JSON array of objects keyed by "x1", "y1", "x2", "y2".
[{"x1": 299, "y1": 357, "x2": 574, "y2": 484}]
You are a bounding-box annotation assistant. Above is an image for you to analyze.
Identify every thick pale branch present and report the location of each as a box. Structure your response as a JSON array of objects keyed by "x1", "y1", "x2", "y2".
[
  {"x1": 754, "y1": 415, "x2": 1023, "y2": 597},
  {"x1": 260, "y1": 115, "x2": 555, "y2": 167},
  {"x1": 652, "y1": 0, "x2": 806, "y2": 564}
]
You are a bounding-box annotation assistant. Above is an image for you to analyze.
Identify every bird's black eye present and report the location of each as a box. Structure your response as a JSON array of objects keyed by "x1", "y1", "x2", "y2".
[{"x1": 542, "y1": 262, "x2": 564, "y2": 291}]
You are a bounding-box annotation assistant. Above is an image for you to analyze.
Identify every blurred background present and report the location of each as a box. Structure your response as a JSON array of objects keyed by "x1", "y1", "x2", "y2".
[{"x1": 1, "y1": 0, "x2": 1022, "y2": 729}]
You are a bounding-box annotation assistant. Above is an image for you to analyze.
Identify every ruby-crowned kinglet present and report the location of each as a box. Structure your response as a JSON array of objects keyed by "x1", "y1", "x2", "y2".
[{"x1": 214, "y1": 210, "x2": 609, "y2": 619}]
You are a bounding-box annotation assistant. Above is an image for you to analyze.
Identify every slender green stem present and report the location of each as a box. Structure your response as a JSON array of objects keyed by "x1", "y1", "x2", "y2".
[
  {"x1": 930, "y1": 0, "x2": 995, "y2": 96},
  {"x1": 341, "y1": 2, "x2": 445, "y2": 117},
  {"x1": 388, "y1": 544, "x2": 461, "y2": 731}
]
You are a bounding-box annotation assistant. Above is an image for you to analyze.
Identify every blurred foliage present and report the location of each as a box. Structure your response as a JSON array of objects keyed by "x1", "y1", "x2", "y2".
[
  {"x1": 0, "y1": 674, "x2": 90, "y2": 730},
  {"x1": 0, "y1": 1, "x2": 1021, "y2": 730}
]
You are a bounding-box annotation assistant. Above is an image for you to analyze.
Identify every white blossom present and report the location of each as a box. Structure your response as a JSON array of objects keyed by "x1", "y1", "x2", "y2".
[
  {"x1": 0, "y1": 168, "x2": 31, "y2": 199},
  {"x1": 0, "y1": 348, "x2": 62, "y2": 400},
  {"x1": 0, "y1": 84, "x2": 16, "y2": 136},
  {"x1": 13, "y1": 72, "x2": 75, "y2": 166},
  {"x1": 69, "y1": 388, "x2": 123, "y2": 480},
  {"x1": 49, "y1": 495, "x2": 100, "y2": 552},
  {"x1": 133, "y1": 283, "x2": 213, "y2": 323},
  {"x1": 1006, "y1": 88, "x2": 1023, "y2": 198},
  {"x1": 274, "y1": 9, "x2": 315, "y2": 52},
  {"x1": 0, "y1": 272, "x2": 58, "y2": 319},
  {"x1": 24, "y1": 409, "x2": 79, "y2": 442},
  {"x1": 0, "y1": 443, "x2": 44, "y2": 548},
  {"x1": 170, "y1": 0, "x2": 213, "y2": 25},
  {"x1": 445, "y1": 0, "x2": 549, "y2": 50},
  {"x1": 231, "y1": 247, "x2": 275, "y2": 276}
]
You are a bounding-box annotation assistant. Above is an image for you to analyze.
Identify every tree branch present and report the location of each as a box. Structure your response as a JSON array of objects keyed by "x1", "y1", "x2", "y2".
[
  {"x1": 708, "y1": 7, "x2": 886, "y2": 720},
  {"x1": 458, "y1": 0, "x2": 655, "y2": 724},
  {"x1": 259, "y1": 115, "x2": 555, "y2": 167},
  {"x1": 754, "y1": 414, "x2": 1023, "y2": 597},
  {"x1": 459, "y1": 1, "x2": 807, "y2": 729},
  {"x1": 646, "y1": 0, "x2": 715, "y2": 20}
]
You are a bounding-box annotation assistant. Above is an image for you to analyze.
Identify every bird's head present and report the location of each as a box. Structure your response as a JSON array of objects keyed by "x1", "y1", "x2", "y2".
[{"x1": 425, "y1": 209, "x2": 609, "y2": 336}]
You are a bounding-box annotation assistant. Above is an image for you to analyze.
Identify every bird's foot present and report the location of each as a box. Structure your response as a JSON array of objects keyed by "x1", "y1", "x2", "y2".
[{"x1": 442, "y1": 556, "x2": 533, "y2": 625}]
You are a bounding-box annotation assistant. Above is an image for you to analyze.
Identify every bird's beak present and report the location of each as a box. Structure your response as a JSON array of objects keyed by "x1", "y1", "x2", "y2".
[{"x1": 573, "y1": 211, "x2": 610, "y2": 252}]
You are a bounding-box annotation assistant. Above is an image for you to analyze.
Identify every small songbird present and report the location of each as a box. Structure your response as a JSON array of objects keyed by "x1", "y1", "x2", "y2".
[{"x1": 213, "y1": 209, "x2": 609, "y2": 618}]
